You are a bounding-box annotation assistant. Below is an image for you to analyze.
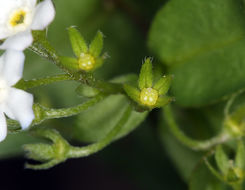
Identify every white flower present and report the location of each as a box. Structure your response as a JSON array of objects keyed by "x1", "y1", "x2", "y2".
[
  {"x1": 0, "y1": 0, "x2": 55, "y2": 51},
  {"x1": 0, "y1": 50, "x2": 34, "y2": 141}
]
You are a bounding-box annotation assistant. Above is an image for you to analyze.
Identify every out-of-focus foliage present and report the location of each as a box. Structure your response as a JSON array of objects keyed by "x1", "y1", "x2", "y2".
[{"x1": 149, "y1": 0, "x2": 245, "y2": 107}]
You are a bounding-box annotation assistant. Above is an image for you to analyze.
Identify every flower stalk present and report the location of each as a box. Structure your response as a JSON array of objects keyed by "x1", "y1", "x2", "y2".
[
  {"x1": 163, "y1": 105, "x2": 230, "y2": 151},
  {"x1": 24, "y1": 105, "x2": 132, "y2": 169}
]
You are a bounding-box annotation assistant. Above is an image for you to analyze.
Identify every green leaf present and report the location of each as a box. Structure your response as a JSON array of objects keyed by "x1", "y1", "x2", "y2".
[
  {"x1": 153, "y1": 75, "x2": 172, "y2": 95},
  {"x1": 138, "y1": 58, "x2": 153, "y2": 90},
  {"x1": 89, "y1": 31, "x2": 104, "y2": 57},
  {"x1": 148, "y1": 0, "x2": 245, "y2": 107},
  {"x1": 235, "y1": 141, "x2": 245, "y2": 170},
  {"x1": 215, "y1": 145, "x2": 230, "y2": 175},
  {"x1": 68, "y1": 27, "x2": 88, "y2": 57}
]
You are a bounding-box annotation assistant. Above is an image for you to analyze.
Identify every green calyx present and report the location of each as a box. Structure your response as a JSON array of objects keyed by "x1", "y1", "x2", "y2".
[
  {"x1": 123, "y1": 58, "x2": 173, "y2": 110},
  {"x1": 206, "y1": 143, "x2": 245, "y2": 187},
  {"x1": 224, "y1": 105, "x2": 245, "y2": 138},
  {"x1": 24, "y1": 128, "x2": 70, "y2": 170},
  {"x1": 60, "y1": 27, "x2": 106, "y2": 72}
]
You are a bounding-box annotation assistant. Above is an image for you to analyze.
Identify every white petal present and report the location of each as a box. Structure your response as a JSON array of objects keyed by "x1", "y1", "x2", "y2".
[
  {"x1": 0, "y1": 112, "x2": 7, "y2": 142},
  {"x1": 2, "y1": 103, "x2": 15, "y2": 120},
  {"x1": 0, "y1": 31, "x2": 33, "y2": 51},
  {"x1": 1, "y1": 50, "x2": 25, "y2": 86},
  {"x1": 24, "y1": 0, "x2": 37, "y2": 8},
  {"x1": 0, "y1": 28, "x2": 12, "y2": 40},
  {"x1": 31, "y1": 0, "x2": 55, "y2": 30},
  {"x1": 6, "y1": 88, "x2": 34, "y2": 130}
]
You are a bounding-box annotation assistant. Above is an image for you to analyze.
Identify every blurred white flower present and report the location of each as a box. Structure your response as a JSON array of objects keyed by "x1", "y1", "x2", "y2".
[
  {"x1": 0, "y1": 0, "x2": 55, "y2": 51},
  {"x1": 0, "y1": 50, "x2": 34, "y2": 142}
]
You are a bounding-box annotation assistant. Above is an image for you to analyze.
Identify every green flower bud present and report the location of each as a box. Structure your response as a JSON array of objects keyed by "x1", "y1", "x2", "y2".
[
  {"x1": 23, "y1": 143, "x2": 54, "y2": 162},
  {"x1": 24, "y1": 128, "x2": 70, "y2": 170},
  {"x1": 206, "y1": 143, "x2": 245, "y2": 187},
  {"x1": 225, "y1": 167, "x2": 243, "y2": 184}
]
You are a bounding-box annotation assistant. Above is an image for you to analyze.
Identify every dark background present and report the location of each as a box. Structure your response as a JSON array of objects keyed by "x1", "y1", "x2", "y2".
[{"x1": 0, "y1": 114, "x2": 186, "y2": 190}]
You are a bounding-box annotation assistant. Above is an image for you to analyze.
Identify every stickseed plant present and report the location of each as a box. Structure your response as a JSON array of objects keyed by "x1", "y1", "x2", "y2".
[{"x1": 1, "y1": 0, "x2": 245, "y2": 189}]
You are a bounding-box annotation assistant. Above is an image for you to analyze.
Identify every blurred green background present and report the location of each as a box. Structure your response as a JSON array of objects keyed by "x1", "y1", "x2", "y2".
[{"x1": 0, "y1": 0, "x2": 190, "y2": 190}]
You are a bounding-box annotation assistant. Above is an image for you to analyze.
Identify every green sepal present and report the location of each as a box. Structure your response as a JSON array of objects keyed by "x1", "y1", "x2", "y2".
[
  {"x1": 138, "y1": 58, "x2": 153, "y2": 90},
  {"x1": 215, "y1": 145, "x2": 230, "y2": 175},
  {"x1": 225, "y1": 168, "x2": 242, "y2": 184},
  {"x1": 76, "y1": 84, "x2": 100, "y2": 98},
  {"x1": 68, "y1": 27, "x2": 88, "y2": 57},
  {"x1": 123, "y1": 84, "x2": 140, "y2": 104},
  {"x1": 153, "y1": 75, "x2": 173, "y2": 95},
  {"x1": 24, "y1": 128, "x2": 70, "y2": 170},
  {"x1": 60, "y1": 56, "x2": 79, "y2": 71},
  {"x1": 155, "y1": 96, "x2": 173, "y2": 108},
  {"x1": 89, "y1": 31, "x2": 104, "y2": 57},
  {"x1": 235, "y1": 141, "x2": 245, "y2": 170},
  {"x1": 23, "y1": 143, "x2": 54, "y2": 162}
]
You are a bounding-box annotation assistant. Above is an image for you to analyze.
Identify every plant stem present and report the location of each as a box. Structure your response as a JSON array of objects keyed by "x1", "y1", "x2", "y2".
[
  {"x1": 30, "y1": 32, "x2": 124, "y2": 95},
  {"x1": 8, "y1": 95, "x2": 105, "y2": 132},
  {"x1": 67, "y1": 105, "x2": 132, "y2": 158},
  {"x1": 163, "y1": 105, "x2": 230, "y2": 151},
  {"x1": 15, "y1": 74, "x2": 73, "y2": 90},
  {"x1": 34, "y1": 95, "x2": 105, "y2": 125}
]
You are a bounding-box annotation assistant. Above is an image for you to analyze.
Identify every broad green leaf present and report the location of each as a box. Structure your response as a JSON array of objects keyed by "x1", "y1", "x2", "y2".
[
  {"x1": 72, "y1": 74, "x2": 148, "y2": 143},
  {"x1": 149, "y1": 0, "x2": 245, "y2": 107}
]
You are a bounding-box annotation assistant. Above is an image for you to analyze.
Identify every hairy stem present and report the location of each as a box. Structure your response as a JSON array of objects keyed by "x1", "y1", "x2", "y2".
[
  {"x1": 30, "y1": 31, "x2": 124, "y2": 95},
  {"x1": 67, "y1": 105, "x2": 132, "y2": 158},
  {"x1": 15, "y1": 74, "x2": 73, "y2": 90},
  {"x1": 163, "y1": 106, "x2": 230, "y2": 151},
  {"x1": 8, "y1": 95, "x2": 105, "y2": 132},
  {"x1": 34, "y1": 95, "x2": 105, "y2": 124}
]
